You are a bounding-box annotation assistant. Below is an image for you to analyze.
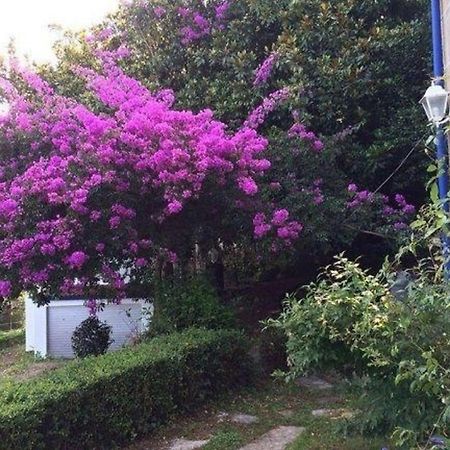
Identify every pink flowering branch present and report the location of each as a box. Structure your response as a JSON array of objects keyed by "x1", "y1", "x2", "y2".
[
  {"x1": 253, "y1": 52, "x2": 279, "y2": 87},
  {"x1": 243, "y1": 88, "x2": 290, "y2": 130}
]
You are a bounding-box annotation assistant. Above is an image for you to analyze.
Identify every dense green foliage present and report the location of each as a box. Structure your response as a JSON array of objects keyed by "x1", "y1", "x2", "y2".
[
  {"x1": 270, "y1": 255, "x2": 450, "y2": 447},
  {"x1": 0, "y1": 328, "x2": 252, "y2": 449},
  {"x1": 150, "y1": 276, "x2": 235, "y2": 335},
  {"x1": 71, "y1": 316, "x2": 113, "y2": 358}
]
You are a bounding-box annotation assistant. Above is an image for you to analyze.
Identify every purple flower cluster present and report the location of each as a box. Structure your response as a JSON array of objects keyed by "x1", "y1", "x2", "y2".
[
  {"x1": 178, "y1": 1, "x2": 231, "y2": 45},
  {"x1": 0, "y1": 280, "x2": 11, "y2": 297},
  {"x1": 346, "y1": 184, "x2": 415, "y2": 231},
  {"x1": 346, "y1": 184, "x2": 374, "y2": 208},
  {"x1": 153, "y1": 6, "x2": 166, "y2": 18},
  {"x1": 215, "y1": 1, "x2": 231, "y2": 21},
  {"x1": 253, "y1": 52, "x2": 278, "y2": 87},
  {"x1": 288, "y1": 123, "x2": 324, "y2": 152},
  {"x1": 253, "y1": 210, "x2": 303, "y2": 246},
  {"x1": 243, "y1": 88, "x2": 290, "y2": 130},
  {"x1": 66, "y1": 251, "x2": 88, "y2": 270},
  {"x1": 309, "y1": 179, "x2": 325, "y2": 205}
]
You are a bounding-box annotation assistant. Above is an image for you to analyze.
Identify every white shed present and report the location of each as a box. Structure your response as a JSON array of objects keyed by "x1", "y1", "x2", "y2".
[{"x1": 25, "y1": 296, "x2": 152, "y2": 358}]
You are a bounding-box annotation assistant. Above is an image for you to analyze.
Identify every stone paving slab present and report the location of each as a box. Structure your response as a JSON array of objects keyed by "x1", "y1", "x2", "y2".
[
  {"x1": 278, "y1": 409, "x2": 295, "y2": 418},
  {"x1": 231, "y1": 413, "x2": 259, "y2": 424},
  {"x1": 217, "y1": 412, "x2": 259, "y2": 424},
  {"x1": 168, "y1": 438, "x2": 209, "y2": 450},
  {"x1": 311, "y1": 408, "x2": 355, "y2": 419},
  {"x1": 296, "y1": 376, "x2": 333, "y2": 390},
  {"x1": 238, "y1": 426, "x2": 306, "y2": 450}
]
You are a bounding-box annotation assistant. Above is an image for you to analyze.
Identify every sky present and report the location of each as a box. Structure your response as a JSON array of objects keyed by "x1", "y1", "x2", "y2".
[{"x1": 0, "y1": 0, "x2": 120, "y2": 64}]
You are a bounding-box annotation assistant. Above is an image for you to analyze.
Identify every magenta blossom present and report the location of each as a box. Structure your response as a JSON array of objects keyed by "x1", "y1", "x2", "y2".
[
  {"x1": 66, "y1": 251, "x2": 88, "y2": 270},
  {"x1": 0, "y1": 57, "x2": 301, "y2": 301},
  {"x1": 0, "y1": 280, "x2": 11, "y2": 297}
]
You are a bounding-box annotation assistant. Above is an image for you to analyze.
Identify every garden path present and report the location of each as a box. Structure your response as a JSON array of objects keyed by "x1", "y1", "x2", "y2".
[{"x1": 125, "y1": 375, "x2": 387, "y2": 449}]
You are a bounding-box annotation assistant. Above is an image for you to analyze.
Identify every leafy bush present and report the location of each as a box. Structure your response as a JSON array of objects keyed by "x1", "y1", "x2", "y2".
[
  {"x1": 0, "y1": 328, "x2": 252, "y2": 449},
  {"x1": 150, "y1": 276, "x2": 235, "y2": 335},
  {"x1": 71, "y1": 316, "x2": 113, "y2": 358},
  {"x1": 270, "y1": 255, "x2": 450, "y2": 447}
]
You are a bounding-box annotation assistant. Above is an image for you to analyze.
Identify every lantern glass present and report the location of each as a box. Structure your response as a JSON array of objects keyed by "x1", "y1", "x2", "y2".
[{"x1": 420, "y1": 84, "x2": 449, "y2": 123}]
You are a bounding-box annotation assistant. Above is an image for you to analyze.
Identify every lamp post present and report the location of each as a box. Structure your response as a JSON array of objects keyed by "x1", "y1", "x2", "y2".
[
  {"x1": 420, "y1": 83, "x2": 450, "y2": 210},
  {"x1": 421, "y1": 0, "x2": 450, "y2": 275},
  {"x1": 421, "y1": 82, "x2": 450, "y2": 274}
]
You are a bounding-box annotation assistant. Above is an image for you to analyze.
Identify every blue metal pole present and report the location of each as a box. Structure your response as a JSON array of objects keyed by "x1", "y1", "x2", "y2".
[{"x1": 431, "y1": 0, "x2": 450, "y2": 274}]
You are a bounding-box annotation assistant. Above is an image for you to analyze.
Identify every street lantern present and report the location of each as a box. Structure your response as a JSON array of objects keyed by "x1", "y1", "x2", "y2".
[{"x1": 420, "y1": 83, "x2": 449, "y2": 124}]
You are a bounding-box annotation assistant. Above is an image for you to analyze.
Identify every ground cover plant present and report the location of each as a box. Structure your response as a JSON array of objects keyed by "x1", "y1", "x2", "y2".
[
  {"x1": 0, "y1": 328, "x2": 23, "y2": 350},
  {"x1": 0, "y1": 329, "x2": 65, "y2": 390}
]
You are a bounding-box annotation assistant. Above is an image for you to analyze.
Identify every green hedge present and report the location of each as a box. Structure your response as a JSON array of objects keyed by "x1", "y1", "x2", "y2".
[{"x1": 0, "y1": 328, "x2": 252, "y2": 450}]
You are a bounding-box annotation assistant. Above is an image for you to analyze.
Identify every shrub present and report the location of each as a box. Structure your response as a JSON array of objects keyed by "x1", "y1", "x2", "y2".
[
  {"x1": 71, "y1": 316, "x2": 113, "y2": 358},
  {"x1": 0, "y1": 328, "x2": 252, "y2": 449},
  {"x1": 150, "y1": 276, "x2": 235, "y2": 336},
  {"x1": 270, "y1": 256, "x2": 450, "y2": 447}
]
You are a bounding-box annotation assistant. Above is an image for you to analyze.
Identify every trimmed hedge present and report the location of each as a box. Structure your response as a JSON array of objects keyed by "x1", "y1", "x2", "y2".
[{"x1": 0, "y1": 328, "x2": 252, "y2": 449}]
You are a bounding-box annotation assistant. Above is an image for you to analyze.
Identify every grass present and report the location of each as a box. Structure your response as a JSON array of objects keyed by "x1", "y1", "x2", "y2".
[
  {"x1": 0, "y1": 328, "x2": 24, "y2": 350},
  {"x1": 203, "y1": 430, "x2": 244, "y2": 450},
  {"x1": 126, "y1": 377, "x2": 388, "y2": 450},
  {"x1": 0, "y1": 328, "x2": 65, "y2": 387}
]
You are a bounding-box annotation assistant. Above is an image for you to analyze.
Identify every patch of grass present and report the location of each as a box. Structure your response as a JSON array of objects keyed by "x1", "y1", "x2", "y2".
[
  {"x1": 203, "y1": 430, "x2": 244, "y2": 450},
  {"x1": 288, "y1": 418, "x2": 388, "y2": 450},
  {"x1": 0, "y1": 329, "x2": 24, "y2": 350},
  {"x1": 0, "y1": 330, "x2": 65, "y2": 388},
  {"x1": 208, "y1": 380, "x2": 389, "y2": 449}
]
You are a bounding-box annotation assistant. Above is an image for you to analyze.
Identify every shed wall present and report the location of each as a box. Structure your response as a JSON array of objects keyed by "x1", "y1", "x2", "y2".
[{"x1": 26, "y1": 298, "x2": 151, "y2": 358}]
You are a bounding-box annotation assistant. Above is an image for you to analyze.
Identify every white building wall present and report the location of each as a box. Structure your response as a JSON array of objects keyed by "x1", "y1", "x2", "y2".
[
  {"x1": 25, "y1": 296, "x2": 47, "y2": 356},
  {"x1": 25, "y1": 297, "x2": 152, "y2": 358}
]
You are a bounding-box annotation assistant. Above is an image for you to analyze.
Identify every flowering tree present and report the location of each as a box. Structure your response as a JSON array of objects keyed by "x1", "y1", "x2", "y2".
[
  {"x1": 0, "y1": 0, "x2": 420, "y2": 304},
  {"x1": 38, "y1": 0, "x2": 426, "y2": 274},
  {"x1": 0, "y1": 58, "x2": 303, "y2": 304}
]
